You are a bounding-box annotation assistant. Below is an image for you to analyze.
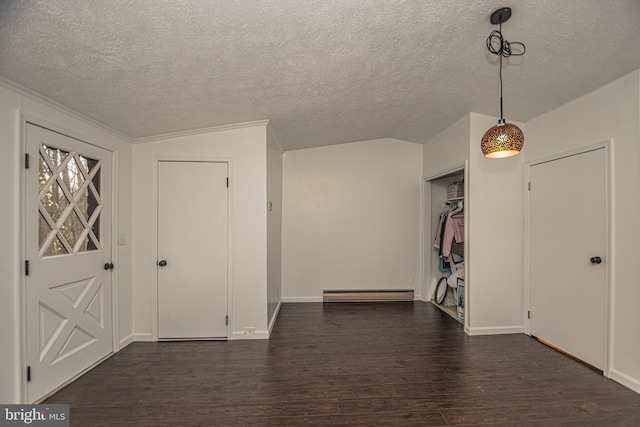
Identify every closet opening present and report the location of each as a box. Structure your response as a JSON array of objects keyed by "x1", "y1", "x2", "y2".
[{"x1": 424, "y1": 165, "x2": 467, "y2": 326}]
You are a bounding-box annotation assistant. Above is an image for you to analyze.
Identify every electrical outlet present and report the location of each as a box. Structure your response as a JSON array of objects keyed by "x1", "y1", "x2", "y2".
[{"x1": 244, "y1": 327, "x2": 255, "y2": 335}]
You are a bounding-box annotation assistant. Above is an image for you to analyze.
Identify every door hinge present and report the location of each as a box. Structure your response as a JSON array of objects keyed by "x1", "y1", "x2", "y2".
[
  {"x1": 225, "y1": 315, "x2": 228, "y2": 326},
  {"x1": 528, "y1": 182, "x2": 531, "y2": 191},
  {"x1": 25, "y1": 153, "x2": 30, "y2": 169},
  {"x1": 527, "y1": 310, "x2": 531, "y2": 319},
  {"x1": 25, "y1": 260, "x2": 30, "y2": 276},
  {"x1": 27, "y1": 366, "x2": 31, "y2": 382},
  {"x1": 226, "y1": 177, "x2": 229, "y2": 188}
]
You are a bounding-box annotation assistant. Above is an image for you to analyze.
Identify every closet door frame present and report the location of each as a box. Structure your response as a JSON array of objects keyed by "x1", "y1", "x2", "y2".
[
  {"x1": 523, "y1": 140, "x2": 612, "y2": 377},
  {"x1": 422, "y1": 161, "x2": 469, "y2": 332},
  {"x1": 149, "y1": 155, "x2": 234, "y2": 341}
]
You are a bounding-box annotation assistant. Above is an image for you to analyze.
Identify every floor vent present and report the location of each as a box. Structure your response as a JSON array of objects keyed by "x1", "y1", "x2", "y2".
[{"x1": 323, "y1": 289, "x2": 414, "y2": 303}]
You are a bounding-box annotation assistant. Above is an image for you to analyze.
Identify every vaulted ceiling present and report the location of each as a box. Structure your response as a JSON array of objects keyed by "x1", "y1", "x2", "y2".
[{"x1": 1, "y1": 0, "x2": 639, "y2": 150}]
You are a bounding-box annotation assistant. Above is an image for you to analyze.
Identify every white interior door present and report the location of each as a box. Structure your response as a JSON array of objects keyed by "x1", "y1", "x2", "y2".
[
  {"x1": 157, "y1": 161, "x2": 228, "y2": 339},
  {"x1": 529, "y1": 148, "x2": 606, "y2": 369},
  {"x1": 25, "y1": 123, "x2": 113, "y2": 402}
]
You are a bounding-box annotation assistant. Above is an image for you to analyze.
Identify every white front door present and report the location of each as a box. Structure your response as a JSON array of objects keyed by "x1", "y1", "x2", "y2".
[
  {"x1": 157, "y1": 161, "x2": 228, "y2": 339},
  {"x1": 529, "y1": 148, "x2": 606, "y2": 369},
  {"x1": 25, "y1": 123, "x2": 113, "y2": 402}
]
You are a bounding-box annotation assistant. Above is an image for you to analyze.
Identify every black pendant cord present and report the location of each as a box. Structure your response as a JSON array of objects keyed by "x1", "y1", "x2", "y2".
[
  {"x1": 499, "y1": 21, "x2": 504, "y2": 122},
  {"x1": 486, "y1": 19, "x2": 525, "y2": 123}
]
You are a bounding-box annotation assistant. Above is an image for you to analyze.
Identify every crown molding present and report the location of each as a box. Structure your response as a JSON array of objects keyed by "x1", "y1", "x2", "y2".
[
  {"x1": 0, "y1": 76, "x2": 272, "y2": 145},
  {"x1": 132, "y1": 120, "x2": 270, "y2": 144},
  {"x1": 0, "y1": 76, "x2": 133, "y2": 142}
]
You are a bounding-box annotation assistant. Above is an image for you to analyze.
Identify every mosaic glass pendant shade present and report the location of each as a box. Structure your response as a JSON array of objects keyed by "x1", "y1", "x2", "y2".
[{"x1": 481, "y1": 122, "x2": 524, "y2": 158}]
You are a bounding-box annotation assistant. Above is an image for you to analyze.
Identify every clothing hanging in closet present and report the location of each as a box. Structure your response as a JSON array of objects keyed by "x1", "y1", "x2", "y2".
[{"x1": 434, "y1": 203, "x2": 464, "y2": 259}]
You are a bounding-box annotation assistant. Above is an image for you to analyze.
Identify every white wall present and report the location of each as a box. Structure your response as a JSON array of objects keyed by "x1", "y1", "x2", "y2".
[
  {"x1": 0, "y1": 83, "x2": 133, "y2": 403},
  {"x1": 282, "y1": 138, "x2": 423, "y2": 300},
  {"x1": 525, "y1": 70, "x2": 640, "y2": 392},
  {"x1": 422, "y1": 114, "x2": 470, "y2": 301},
  {"x1": 468, "y1": 113, "x2": 525, "y2": 335},
  {"x1": 131, "y1": 123, "x2": 270, "y2": 340},
  {"x1": 422, "y1": 114, "x2": 470, "y2": 176},
  {"x1": 266, "y1": 123, "x2": 283, "y2": 330}
]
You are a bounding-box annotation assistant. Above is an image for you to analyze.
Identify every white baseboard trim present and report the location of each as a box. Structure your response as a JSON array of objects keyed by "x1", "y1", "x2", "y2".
[
  {"x1": 230, "y1": 331, "x2": 269, "y2": 340},
  {"x1": 283, "y1": 296, "x2": 425, "y2": 303},
  {"x1": 466, "y1": 325, "x2": 524, "y2": 336},
  {"x1": 282, "y1": 296, "x2": 323, "y2": 303},
  {"x1": 118, "y1": 334, "x2": 134, "y2": 349},
  {"x1": 609, "y1": 368, "x2": 640, "y2": 393},
  {"x1": 268, "y1": 300, "x2": 282, "y2": 335},
  {"x1": 34, "y1": 352, "x2": 116, "y2": 403},
  {"x1": 133, "y1": 333, "x2": 154, "y2": 342}
]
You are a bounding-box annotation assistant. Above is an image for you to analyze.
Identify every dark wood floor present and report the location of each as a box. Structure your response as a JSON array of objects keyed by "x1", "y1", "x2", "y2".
[{"x1": 45, "y1": 302, "x2": 640, "y2": 426}]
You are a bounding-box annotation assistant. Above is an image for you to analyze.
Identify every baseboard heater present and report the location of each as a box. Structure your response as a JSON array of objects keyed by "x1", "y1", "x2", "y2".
[{"x1": 323, "y1": 289, "x2": 414, "y2": 303}]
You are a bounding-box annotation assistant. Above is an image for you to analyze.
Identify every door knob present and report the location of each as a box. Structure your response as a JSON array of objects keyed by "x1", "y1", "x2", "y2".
[
  {"x1": 158, "y1": 260, "x2": 167, "y2": 267},
  {"x1": 590, "y1": 256, "x2": 602, "y2": 264},
  {"x1": 103, "y1": 262, "x2": 115, "y2": 270}
]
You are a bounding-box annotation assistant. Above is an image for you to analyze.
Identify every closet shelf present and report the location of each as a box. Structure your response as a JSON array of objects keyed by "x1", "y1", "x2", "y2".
[{"x1": 447, "y1": 196, "x2": 464, "y2": 202}]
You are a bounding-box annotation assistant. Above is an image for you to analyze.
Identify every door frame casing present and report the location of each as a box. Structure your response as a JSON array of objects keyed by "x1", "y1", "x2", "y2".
[
  {"x1": 422, "y1": 161, "x2": 469, "y2": 331},
  {"x1": 19, "y1": 112, "x2": 120, "y2": 402},
  {"x1": 151, "y1": 156, "x2": 233, "y2": 341},
  {"x1": 524, "y1": 139, "x2": 613, "y2": 376}
]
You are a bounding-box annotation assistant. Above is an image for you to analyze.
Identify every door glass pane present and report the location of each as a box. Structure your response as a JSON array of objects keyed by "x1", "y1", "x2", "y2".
[
  {"x1": 77, "y1": 235, "x2": 91, "y2": 253},
  {"x1": 61, "y1": 156, "x2": 86, "y2": 197},
  {"x1": 78, "y1": 221, "x2": 99, "y2": 253},
  {"x1": 60, "y1": 210, "x2": 84, "y2": 249},
  {"x1": 39, "y1": 144, "x2": 102, "y2": 257},
  {"x1": 91, "y1": 166, "x2": 101, "y2": 198},
  {"x1": 79, "y1": 156, "x2": 99, "y2": 174},
  {"x1": 39, "y1": 212, "x2": 52, "y2": 250},
  {"x1": 41, "y1": 180, "x2": 70, "y2": 223},
  {"x1": 43, "y1": 235, "x2": 69, "y2": 257},
  {"x1": 86, "y1": 187, "x2": 99, "y2": 221},
  {"x1": 42, "y1": 145, "x2": 69, "y2": 169},
  {"x1": 90, "y1": 213, "x2": 100, "y2": 249},
  {"x1": 39, "y1": 156, "x2": 53, "y2": 190}
]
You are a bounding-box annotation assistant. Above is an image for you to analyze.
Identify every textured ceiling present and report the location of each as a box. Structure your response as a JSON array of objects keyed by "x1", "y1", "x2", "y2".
[{"x1": 0, "y1": 0, "x2": 639, "y2": 151}]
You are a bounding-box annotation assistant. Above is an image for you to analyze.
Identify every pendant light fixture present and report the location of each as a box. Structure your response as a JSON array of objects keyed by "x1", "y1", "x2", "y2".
[{"x1": 481, "y1": 7, "x2": 526, "y2": 158}]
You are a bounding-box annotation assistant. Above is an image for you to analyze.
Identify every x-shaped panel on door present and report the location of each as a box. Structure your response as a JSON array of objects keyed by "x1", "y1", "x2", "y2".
[{"x1": 38, "y1": 275, "x2": 105, "y2": 365}]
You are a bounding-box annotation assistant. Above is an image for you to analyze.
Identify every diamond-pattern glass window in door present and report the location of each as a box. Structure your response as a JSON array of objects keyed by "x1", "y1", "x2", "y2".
[{"x1": 38, "y1": 144, "x2": 103, "y2": 257}]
